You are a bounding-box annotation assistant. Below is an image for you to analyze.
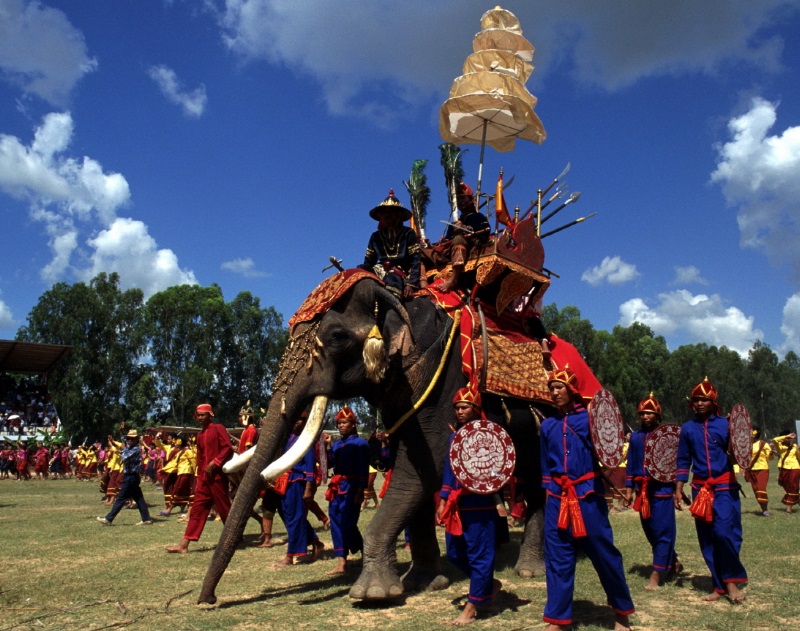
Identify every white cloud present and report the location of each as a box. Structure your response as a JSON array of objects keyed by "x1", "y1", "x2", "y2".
[
  {"x1": 0, "y1": 297, "x2": 13, "y2": 329},
  {"x1": 213, "y1": 1, "x2": 795, "y2": 123},
  {"x1": 780, "y1": 293, "x2": 800, "y2": 354},
  {"x1": 0, "y1": 112, "x2": 196, "y2": 297},
  {"x1": 85, "y1": 218, "x2": 197, "y2": 298},
  {"x1": 0, "y1": 112, "x2": 130, "y2": 224},
  {"x1": 148, "y1": 65, "x2": 208, "y2": 118},
  {"x1": 671, "y1": 265, "x2": 708, "y2": 286},
  {"x1": 581, "y1": 256, "x2": 639, "y2": 286},
  {"x1": 221, "y1": 257, "x2": 267, "y2": 278},
  {"x1": 619, "y1": 289, "x2": 763, "y2": 356},
  {"x1": 710, "y1": 97, "x2": 800, "y2": 285},
  {"x1": 0, "y1": 0, "x2": 97, "y2": 105}
]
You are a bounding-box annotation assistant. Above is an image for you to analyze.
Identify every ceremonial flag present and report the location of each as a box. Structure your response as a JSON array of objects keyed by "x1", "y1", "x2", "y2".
[{"x1": 495, "y1": 172, "x2": 513, "y2": 227}]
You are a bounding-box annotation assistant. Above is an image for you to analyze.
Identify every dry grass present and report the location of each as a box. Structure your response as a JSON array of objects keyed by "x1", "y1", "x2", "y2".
[{"x1": 0, "y1": 471, "x2": 798, "y2": 630}]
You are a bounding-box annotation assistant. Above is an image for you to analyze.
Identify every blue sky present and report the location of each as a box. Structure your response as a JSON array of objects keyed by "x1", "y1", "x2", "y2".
[{"x1": 1, "y1": 0, "x2": 800, "y2": 358}]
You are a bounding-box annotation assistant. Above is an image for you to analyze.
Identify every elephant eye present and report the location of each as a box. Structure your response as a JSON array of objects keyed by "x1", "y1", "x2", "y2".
[{"x1": 327, "y1": 328, "x2": 350, "y2": 345}]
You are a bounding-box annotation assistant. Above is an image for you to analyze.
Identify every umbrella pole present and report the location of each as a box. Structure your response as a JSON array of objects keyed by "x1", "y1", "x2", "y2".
[{"x1": 475, "y1": 119, "x2": 488, "y2": 212}]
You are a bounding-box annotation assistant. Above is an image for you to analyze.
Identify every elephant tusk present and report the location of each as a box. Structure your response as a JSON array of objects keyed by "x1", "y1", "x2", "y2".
[
  {"x1": 222, "y1": 445, "x2": 255, "y2": 474},
  {"x1": 261, "y1": 395, "x2": 329, "y2": 481}
]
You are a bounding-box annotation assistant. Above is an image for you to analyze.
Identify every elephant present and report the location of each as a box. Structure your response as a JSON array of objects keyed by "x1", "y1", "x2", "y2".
[{"x1": 198, "y1": 269, "x2": 555, "y2": 605}]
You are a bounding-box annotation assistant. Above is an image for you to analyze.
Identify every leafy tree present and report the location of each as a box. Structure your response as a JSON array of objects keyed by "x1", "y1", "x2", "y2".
[
  {"x1": 218, "y1": 291, "x2": 287, "y2": 421},
  {"x1": 143, "y1": 285, "x2": 288, "y2": 425},
  {"x1": 17, "y1": 273, "x2": 147, "y2": 440}
]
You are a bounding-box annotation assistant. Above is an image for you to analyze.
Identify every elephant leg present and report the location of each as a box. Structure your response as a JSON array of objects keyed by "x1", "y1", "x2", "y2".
[
  {"x1": 350, "y1": 464, "x2": 448, "y2": 599},
  {"x1": 515, "y1": 503, "x2": 546, "y2": 578},
  {"x1": 401, "y1": 496, "x2": 450, "y2": 592},
  {"x1": 349, "y1": 481, "x2": 409, "y2": 600}
]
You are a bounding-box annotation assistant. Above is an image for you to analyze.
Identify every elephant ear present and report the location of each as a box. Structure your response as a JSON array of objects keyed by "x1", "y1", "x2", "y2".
[{"x1": 375, "y1": 287, "x2": 415, "y2": 360}]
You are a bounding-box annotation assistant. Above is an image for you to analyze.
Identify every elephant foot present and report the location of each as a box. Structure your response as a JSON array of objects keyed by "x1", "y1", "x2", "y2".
[
  {"x1": 349, "y1": 567, "x2": 404, "y2": 601},
  {"x1": 401, "y1": 566, "x2": 450, "y2": 592},
  {"x1": 514, "y1": 557, "x2": 545, "y2": 578},
  {"x1": 197, "y1": 590, "x2": 217, "y2": 605}
]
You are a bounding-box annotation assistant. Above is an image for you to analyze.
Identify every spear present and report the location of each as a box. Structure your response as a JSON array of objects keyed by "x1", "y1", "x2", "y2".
[
  {"x1": 520, "y1": 183, "x2": 567, "y2": 222},
  {"x1": 542, "y1": 162, "x2": 570, "y2": 197},
  {"x1": 540, "y1": 212, "x2": 597, "y2": 239},
  {"x1": 540, "y1": 191, "x2": 581, "y2": 225}
]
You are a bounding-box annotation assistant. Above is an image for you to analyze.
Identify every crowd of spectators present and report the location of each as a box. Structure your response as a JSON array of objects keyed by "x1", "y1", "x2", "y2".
[{"x1": 0, "y1": 376, "x2": 60, "y2": 435}]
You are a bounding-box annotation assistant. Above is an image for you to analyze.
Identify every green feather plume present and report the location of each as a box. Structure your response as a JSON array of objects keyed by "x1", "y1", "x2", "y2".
[{"x1": 403, "y1": 159, "x2": 430, "y2": 237}]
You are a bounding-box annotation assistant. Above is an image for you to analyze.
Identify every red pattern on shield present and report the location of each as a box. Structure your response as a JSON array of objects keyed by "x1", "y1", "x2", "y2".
[
  {"x1": 728, "y1": 403, "x2": 753, "y2": 470},
  {"x1": 644, "y1": 424, "x2": 681, "y2": 483},
  {"x1": 589, "y1": 389, "x2": 625, "y2": 468},
  {"x1": 449, "y1": 420, "x2": 516, "y2": 495}
]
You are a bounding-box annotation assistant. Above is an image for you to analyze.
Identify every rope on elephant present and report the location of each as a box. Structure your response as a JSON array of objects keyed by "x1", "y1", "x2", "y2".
[{"x1": 385, "y1": 309, "x2": 462, "y2": 436}]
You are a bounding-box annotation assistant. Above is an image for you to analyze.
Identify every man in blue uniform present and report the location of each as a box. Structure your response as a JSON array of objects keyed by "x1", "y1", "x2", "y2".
[
  {"x1": 625, "y1": 393, "x2": 680, "y2": 590},
  {"x1": 276, "y1": 413, "x2": 324, "y2": 566},
  {"x1": 97, "y1": 428, "x2": 152, "y2": 526},
  {"x1": 540, "y1": 366, "x2": 634, "y2": 631},
  {"x1": 324, "y1": 406, "x2": 369, "y2": 574},
  {"x1": 436, "y1": 385, "x2": 500, "y2": 625},
  {"x1": 674, "y1": 378, "x2": 747, "y2": 602}
]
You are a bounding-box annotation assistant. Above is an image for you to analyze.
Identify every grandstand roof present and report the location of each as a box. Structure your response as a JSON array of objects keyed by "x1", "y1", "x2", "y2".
[{"x1": 0, "y1": 340, "x2": 72, "y2": 375}]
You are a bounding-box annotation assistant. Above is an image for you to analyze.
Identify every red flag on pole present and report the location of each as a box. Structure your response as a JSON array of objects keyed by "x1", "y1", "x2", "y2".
[{"x1": 495, "y1": 171, "x2": 513, "y2": 227}]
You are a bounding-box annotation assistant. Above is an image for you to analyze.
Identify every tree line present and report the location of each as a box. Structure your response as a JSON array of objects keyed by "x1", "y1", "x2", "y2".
[
  {"x1": 16, "y1": 273, "x2": 287, "y2": 439},
  {"x1": 541, "y1": 304, "x2": 800, "y2": 437},
  {"x1": 12, "y1": 273, "x2": 799, "y2": 441}
]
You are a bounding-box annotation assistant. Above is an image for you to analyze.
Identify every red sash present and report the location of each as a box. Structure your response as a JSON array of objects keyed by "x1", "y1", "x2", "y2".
[
  {"x1": 440, "y1": 488, "x2": 463, "y2": 536},
  {"x1": 632, "y1": 476, "x2": 651, "y2": 519},
  {"x1": 689, "y1": 471, "x2": 735, "y2": 523},
  {"x1": 325, "y1": 474, "x2": 344, "y2": 502},
  {"x1": 553, "y1": 471, "x2": 596, "y2": 538},
  {"x1": 273, "y1": 472, "x2": 289, "y2": 496}
]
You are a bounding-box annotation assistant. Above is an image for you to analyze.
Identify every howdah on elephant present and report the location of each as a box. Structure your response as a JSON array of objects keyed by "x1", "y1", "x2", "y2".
[{"x1": 198, "y1": 268, "x2": 557, "y2": 605}]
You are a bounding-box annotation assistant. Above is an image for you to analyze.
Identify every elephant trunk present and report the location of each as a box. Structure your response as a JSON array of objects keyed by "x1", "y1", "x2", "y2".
[{"x1": 197, "y1": 393, "x2": 327, "y2": 604}]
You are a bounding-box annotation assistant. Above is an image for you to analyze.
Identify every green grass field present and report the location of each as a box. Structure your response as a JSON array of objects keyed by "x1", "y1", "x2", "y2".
[{"x1": 0, "y1": 472, "x2": 798, "y2": 630}]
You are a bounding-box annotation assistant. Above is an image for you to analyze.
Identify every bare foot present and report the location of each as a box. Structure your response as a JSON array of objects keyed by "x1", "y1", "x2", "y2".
[
  {"x1": 613, "y1": 613, "x2": 631, "y2": 631},
  {"x1": 273, "y1": 555, "x2": 293, "y2": 569},
  {"x1": 310, "y1": 540, "x2": 325, "y2": 561},
  {"x1": 544, "y1": 625, "x2": 569, "y2": 631},
  {"x1": 492, "y1": 579, "x2": 502, "y2": 598},
  {"x1": 327, "y1": 558, "x2": 346, "y2": 575},
  {"x1": 645, "y1": 570, "x2": 661, "y2": 591},
  {"x1": 726, "y1": 583, "x2": 746, "y2": 603},
  {"x1": 449, "y1": 601, "x2": 478, "y2": 625},
  {"x1": 164, "y1": 545, "x2": 188, "y2": 554},
  {"x1": 702, "y1": 592, "x2": 722, "y2": 602},
  {"x1": 256, "y1": 538, "x2": 275, "y2": 548}
]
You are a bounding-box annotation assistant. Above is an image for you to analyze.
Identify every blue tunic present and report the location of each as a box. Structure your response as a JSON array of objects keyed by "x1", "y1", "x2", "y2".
[
  {"x1": 626, "y1": 427, "x2": 678, "y2": 573},
  {"x1": 328, "y1": 433, "x2": 369, "y2": 557},
  {"x1": 280, "y1": 433, "x2": 318, "y2": 557},
  {"x1": 440, "y1": 432, "x2": 497, "y2": 606},
  {"x1": 539, "y1": 404, "x2": 634, "y2": 626},
  {"x1": 676, "y1": 414, "x2": 747, "y2": 592}
]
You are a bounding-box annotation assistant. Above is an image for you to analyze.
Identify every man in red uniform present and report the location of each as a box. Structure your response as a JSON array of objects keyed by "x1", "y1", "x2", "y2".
[{"x1": 166, "y1": 403, "x2": 233, "y2": 553}]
